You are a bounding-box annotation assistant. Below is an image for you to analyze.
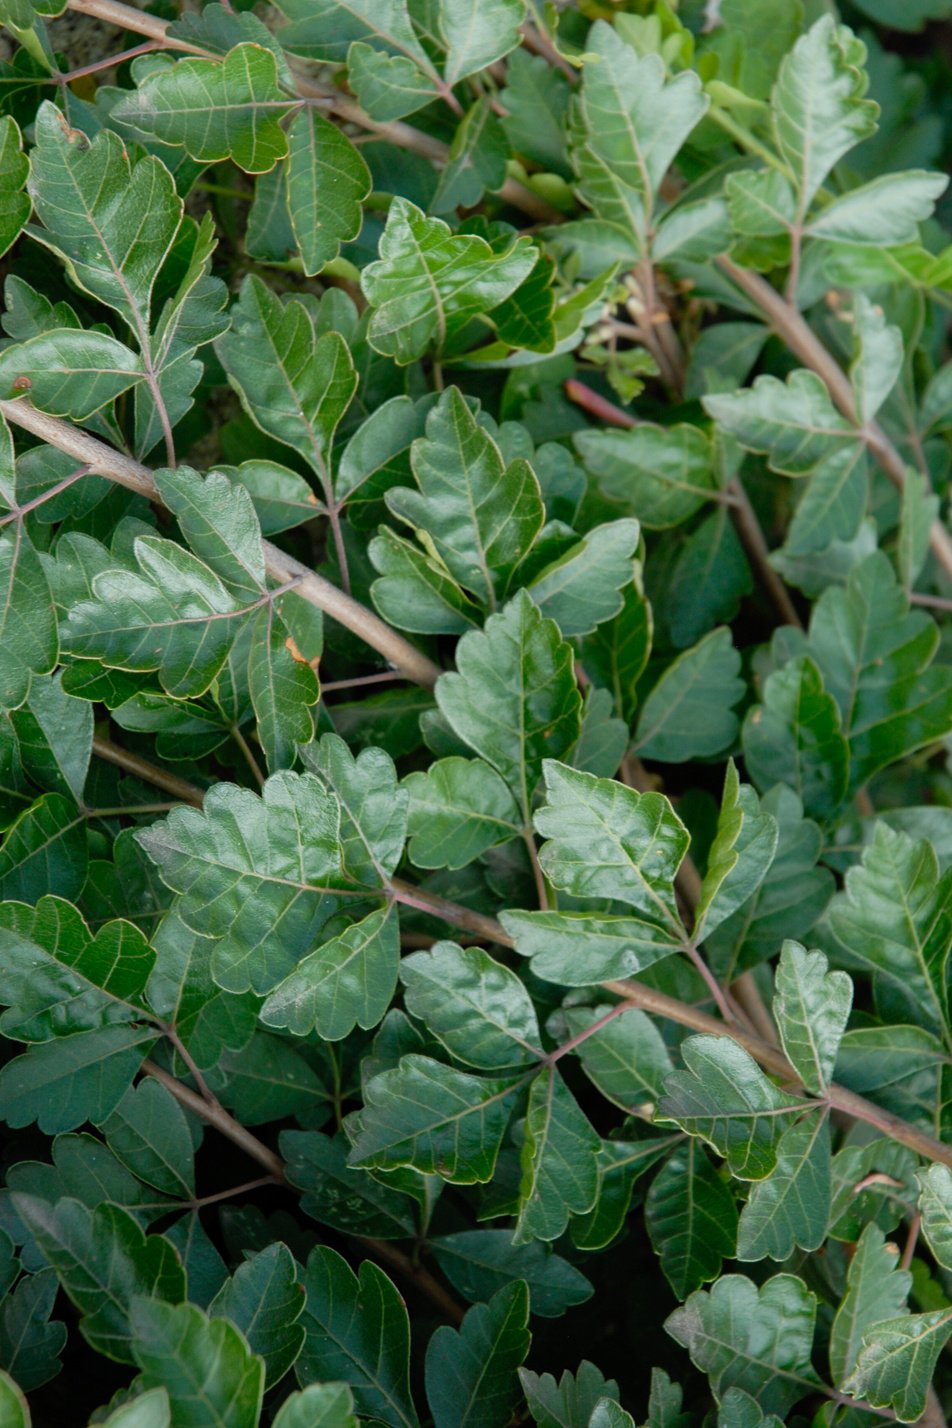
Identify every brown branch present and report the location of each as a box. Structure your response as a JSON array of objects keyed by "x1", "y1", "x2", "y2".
[
  {"x1": 92, "y1": 735, "x2": 206, "y2": 807},
  {"x1": 0, "y1": 399, "x2": 442, "y2": 689},
  {"x1": 718, "y1": 258, "x2": 952, "y2": 587},
  {"x1": 63, "y1": 0, "x2": 561, "y2": 224}
]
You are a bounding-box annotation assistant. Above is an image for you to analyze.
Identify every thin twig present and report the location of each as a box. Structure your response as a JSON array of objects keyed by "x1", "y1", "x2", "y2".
[
  {"x1": 92, "y1": 734, "x2": 205, "y2": 807},
  {"x1": 0, "y1": 400, "x2": 443, "y2": 688},
  {"x1": 231, "y1": 725, "x2": 266, "y2": 788}
]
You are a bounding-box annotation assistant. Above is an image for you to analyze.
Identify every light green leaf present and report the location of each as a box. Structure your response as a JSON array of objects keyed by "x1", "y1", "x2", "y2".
[
  {"x1": 822, "y1": 822, "x2": 952, "y2": 1040},
  {"x1": 0, "y1": 1026, "x2": 156, "y2": 1133},
  {"x1": 247, "y1": 604, "x2": 320, "y2": 772},
  {"x1": 917, "y1": 1163, "x2": 952, "y2": 1272},
  {"x1": 808, "y1": 171, "x2": 947, "y2": 246},
  {"x1": 897, "y1": 467, "x2": 939, "y2": 591},
  {"x1": 646, "y1": 1142, "x2": 738, "y2": 1299},
  {"x1": 830, "y1": 1224, "x2": 912, "y2": 1385},
  {"x1": 704, "y1": 370, "x2": 856, "y2": 476},
  {"x1": 735, "y1": 1109, "x2": 830, "y2": 1261},
  {"x1": 130, "y1": 1297, "x2": 264, "y2": 1428},
  {"x1": 208, "y1": 1243, "x2": 305, "y2": 1388},
  {"x1": 726, "y1": 170, "x2": 795, "y2": 239},
  {"x1": 298, "y1": 733, "x2": 407, "y2": 885},
  {"x1": 534, "y1": 761, "x2": 687, "y2": 930},
  {"x1": 436, "y1": 590, "x2": 582, "y2": 819},
  {"x1": 844, "y1": 1309, "x2": 952, "y2": 1422},
  {"x1": 500, "y1": 48, "x2": 570, "y2": 178},
  {"x1": 0, "y1": 527, "x2": 57, "y2": 711},
  {"x1": 297, "y1": 1246, "x2": 420, "y2": 1428},
  {"x1": 581, "y1": 581, "x2": 653, "y2": 728},
  {"x1": 568, "y1": 22, "x2": 707, "y2": 253},
  {"x1": 404, "y1": 756, "x2": 521, "y2": 869},
  {"x1": 425, "y1": 1281, "x2": 530, "y2": 1428},
  {"x1": 216, "y1": 275, "x2": 356, "y2": 473},
  {"x1": 429, "y1": 1230, "x2": 592, "y2": 1319},
  {"x1": 515, "y1": 1065, "x2": 600, "y2": 1244},
  {"x1": 565, "y1": 1004, "x2": 672, "y2": 1112},
  {"x1": 574, "y1": 423, "x2": 716, "y2": 529},
  {"x1": 0, "y1": 329, "x2": 142, "y2": 419},
  {"x1": 439, "y1": 0, "x2": 526, "y2": 85},
  {"x1": 100, "y1": 1079, "x2": 195, "y2": 1199},
  {"x1": 742, "y1": 655, "x2": 850, "y2": 820},
  {"x1": 98, "y1": 1388, "x2": 172, "y2": 1428},
  {"x1": 433, "y1": 99, "x2": 513, "y2": 217},
  {"x1": 400, "y1": 941, "x2": 541, "y2": 1069},
  {"x1": 633, "y1": 628, "x2": 744, "y2": 762},
  {"x1": 501, "y1": 907, "x2": 682, "y2": 986},
  {"x1": 0, "y1": 1372, "x2": 29, "y2": 1428},
  {"x1": 286, "y1": 108, "x2": 371, "y2": 275},
  {"x1": 273, "y1": 0, "x2": 433, "y2": 68},
  {"x1": 259, "y1": 903, "x2": 399, "y2": 1040},
  {"x1": 784, "y1": 445, "x2": 868, "y2": 557},
  {"x1": 693, "y1": 763, "x2": 778, "y2": 944},
  {"x1": 152, "y1": 466, "x2": 266, "y2": 597},
  {"x1": 14, "y1": 1197, "x2": 185, "y2": 1363},
  {"x1": 347, "y1": 42, "x2": 440, "y2": 122},
  {"x1": 0, "y1": 118, "x2": 29, "y2": 260},
  {"x1": 369, "y1": 526, "x2": 481, "y2": 634},
  {"x1": 113, "y1": 43, "x2": 294, "y2": 173},
  {"x1": 146, "y1": 909, "x2": 258, "y2": 1073},
  {"x1": 527, "y1": 520, "x2": 640, "y2": 637},
  {"x1": 772, "y1": 16, "x2": 878, "y2": 211},
  {"x1": 659, "y1": 1035, "x2": 804, "y2": 1180},
  {"x1": 347, "y1": 1054, "x2": 520, "y2": 1182},
  {"x1": 361, "y1": 198, "x2": 537, "y2": 363},
  {"x1": 850, "y1": 294, "x2": 903, "y2": 425},
  {"x1": 388, "y1": 386, "x2": 545, "y2": 607},
  {"x1": 773, "y1": 941, "x2": 852, "y2": 1095},
  {"x1": 136, "y1": 772, "x2": 349, "y2": 995},
  {"x1": 272, "y1": 1384, "x2": 356, "y2": 1428},
  {"x1": 665, "y1": 1274, "x2": 820, "y2": 1416}
]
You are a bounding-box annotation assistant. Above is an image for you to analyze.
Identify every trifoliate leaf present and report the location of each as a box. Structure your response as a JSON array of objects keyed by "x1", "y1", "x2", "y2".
[
  {"x1": 130, "y1": 1297, "x2": 264, "y2": 1427},
  {"x1": 361, "y1": 199, "x2": 537, "y2": 363},
  {"x1": 646, "y1": 1143, "x2": 739, "y2": 1299},
  {"x1": 297, "y1": 1246, "x2": 420, "y2": 1428},
  {"x1": 773, "y1": 942, "x2": 852, "y2": 1095},
  {"x1": 13, "y1": 1197, "x2": 185, "y2": 1363},
  {"x1": 112, "y1": 44, "x2": 294, "y2": 173},
  {"x1": 425, "y1": 1281, "x2": 530, "y2": 1428},
  {"x1": 658, "y1": 1035, "x2": 804, "y2": 1180}
]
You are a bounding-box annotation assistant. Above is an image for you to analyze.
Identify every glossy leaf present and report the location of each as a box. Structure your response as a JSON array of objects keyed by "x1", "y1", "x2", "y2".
[
  {"x1": 208, "y1": 1243, "x2": 305, "y2": 1388},
  {"x1": 400, "y1": 941, "x2": 541, "y2": 1069},
  {"x1": 425, "y1": 1280, "x2": 530, "y2": 1428},
  {"x1": 773, "y1": 942, "x2": 852, "y2": 1095},
  {"x1": 130, "y1": 1297, "x2": 264, "y2": 1427}
]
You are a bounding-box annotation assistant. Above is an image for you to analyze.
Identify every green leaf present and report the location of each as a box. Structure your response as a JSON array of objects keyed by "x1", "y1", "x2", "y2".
[
  {"x1": 400, "y1": 941, "x2": 541, "y2": 1069},
  {"x1": 581, "y1": 581, "x2": 653, "y2": 728},
  {"x1": 11, "y1": 673, "x2": 91, "y2": 805},
  {"x1": 515, "y1": 1065, "x2": 600, "y2": 1244},
  {"x1": 518, "y1": 1360, "x2": 620, "y2": 1428},
  {"x1": 897, "y1": 468, "x2": 938, "y2": 591},
  {"x1": 0, "y1": 1269, "x2": 65, "y2": 1392},
  {"x1": 0, "y1": 895, "x2": 154, "y2": 1042},
  {"x1": 298, "y1": 733, "x2": 407, "y2": 885},
  {"x1": 0, "y1": 329, "x2": 142, "y2": 419},
  {"x1": 346, "y1": 1054, "x2": 521, "y2": 1183},
  {"x1": 273, "y1": 1384, "x2": 356, "y2": 1428},
  {"x1": 527, "y1": 520, "x2": 641, "y2": 637},
  {"x1": 425, "y1": 1281, "x2": 530, "y2": 1428},
  {"x1": 404, "y1": 756, "x2": 521, "y2": 869},
  {"x1": 14, "y1": 1197, "x2": 185, "y2": 1363},
  {"x1": 439, "y1": 0, "x2": 527, "y2": 85},
  {"x1": 208, "y1": 1243, "x2": 305, "y2": 1388},
  {"x1": 704, "y1": 371, "x2": 856, "y2": 477},
  {"x1": 97, "y1": 1388, "x2": 172, "y2": 1427},
  {"x1": 286, "y1": 109, "x2": 371, "y2": 275},
  {"x1": 850, "y1": 294, "x2": 904, "y2": 425},
  {"x1": 822, "y1": 822, "x2": 952, "y2": 1040},
  {"x1": 100, "y1": 1079, "x2": 195, "y2": 1199},
  {"x1": 772, "y1": 16, "x2": 878, "y2": 211},
  {"x1": 565, "y1": 1004, "x2": 672, "y2": 1111},
  {"x1": 146, "y1": 909, "x2": 258, "y2": 1073},
  {"x1": 0, "y1": 526, "x2": 56, "y2": 710},
  {"x1": 844, "y1": 1308, "x2": 952, "y2": 1422},
  {"x1": 216, "y1": 275, "x2": 357, "y2": 473},
  {"x1": 247, "y1": 603, "x2": 320, "y2": 772},
  {"x1": 0, "y1": 117, "x2": 28, "y2": 260},
  {"x1": 568, "y1": 22, "x2": 707, "y2": 254},
  {"x1": 500, "y1": 49, "x2": 570, "y2": 177},
  {"x1": 152, "y1": 466, "x2": 266, "y2": 597},
  {"x1": 633, "y1": 628, "x2": 745, "y2": 762},
  {"x1": 0, "y1": 1371, "x2": 29, "y2": 1428},
  {"x1": 0, "y1": 793, "x2": 85, "y2": 903},
  {"x1": 735, "y1": 1109, "x2": 831, "y2": 1261},
  {"x1": 917, "y1": 1163, "x2": 952, "y2": 1271},
  {"x1": 574, "y1": 423, "x2": 716, "y2": 529},
  {"x1": 0, "y1": 1026, "x2": 156, "y2": 1133},
  {"x1": 500, "y1": 907, "x2": 683, "y2": 985},
  {"x1": 429, "y1": 1230, "x2": 592, "y2": 1319},
  {"x1": 665, "y1": 1274, "x2": 820, "y2": 1416},
  {"x1": 130, "y1": 1297, "x2": 264, "y2": 1428},
  {"x1": 830, "y1": 1224, "x2": 912, "y2": 1385},
  {"x1": 388, "y1": 386, "x2": 544, "y2": 607},
  {"x1": 783, "y1": 445, "x2": 868, "y2": 557},
  {"x1": 273, "y1": 0, "x2": 433, "y2": 68},
  {"x1": 136, "y1": 772, "x2": 349, "y2": 995},
  {"x1": 659, "y1": 1035, "x2": 804, "y2": 1180},
  {"x1": 533, "y1": 761, "x2": 687, "y2": 929},
  {"x1": 433, "y1": 99, "x2": 513, "y2": 218},
  {"x1": 645, "y1": 1142, "x2": 738, "y2": 1299},
  {"x1": 259, "y1": 903, "x2": 399, "y2": 1040},
  {"x1": 693, "y1": 763, "x2": 778, "y2": 943},
  {"x1": 113, "y1": 44, "x2": 294, "y2": 173},
  {"x1": 369, "y1": 526, "x2": 481, "y2": 634},
  {"x1": 435, "y1": 591, "x2": 582, "y2": 819},
  {"x1": 297, "y1": 1246, "x2": 420, "y2": 1428},
  {"x1": 282, "y1": 1129, "x2": 418, "y2": 1240},
  {"x1": 361, "y1": 199, "x2": 537, "y2": 363},
  {"x1": 742, "y1": 655, "x2": 850, "y2": 820},
  {"x1": 773, "y1": 941, "x2": 852, "y2": 1095}
]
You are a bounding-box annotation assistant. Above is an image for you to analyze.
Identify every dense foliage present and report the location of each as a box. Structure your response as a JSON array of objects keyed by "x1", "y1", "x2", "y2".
[{"x1": 6, "y1": 0, "x2": 952, "y2": 1424}]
